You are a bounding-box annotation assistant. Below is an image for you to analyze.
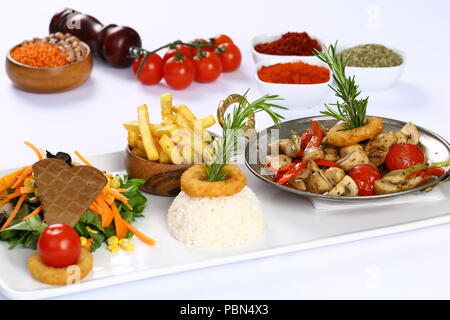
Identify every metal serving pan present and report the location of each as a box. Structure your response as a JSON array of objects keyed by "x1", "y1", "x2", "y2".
[{"x1": 244, "y1": 115, "x2": 450, "y2": 201}]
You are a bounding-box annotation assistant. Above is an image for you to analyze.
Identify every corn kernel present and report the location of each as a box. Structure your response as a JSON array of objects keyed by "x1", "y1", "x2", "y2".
[
  {"x1": 86, "y1": 226, "x2": 98, "y2": 234},
  {"x1": 24, "y1": 177, "x2": 35, "y2": 188},
  {"x1": 110, "y1": 176, "x2": 121, "y2": 189},
  {"x1": 107, "y1": 244, "x2": 119, "y2": 253},
  {"x1": 121, "y1": 243, "x2": 135, "y2": 252},
  {"x1": 80, "y1": 236, "x2": 87, "y2": 246},
  {"x1": 107, "y1": 236, "x2": 119, "y2": 246}
]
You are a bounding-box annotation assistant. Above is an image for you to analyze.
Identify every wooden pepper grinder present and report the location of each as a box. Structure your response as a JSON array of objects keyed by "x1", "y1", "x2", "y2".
[{"x1": 50, "y1": 8, "x2": 142, "y2": 68}]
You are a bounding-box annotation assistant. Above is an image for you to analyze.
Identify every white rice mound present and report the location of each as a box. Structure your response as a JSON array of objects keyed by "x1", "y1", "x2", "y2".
[{"x1": 167, "y1": 186, "x2": 265, "y2": 249}]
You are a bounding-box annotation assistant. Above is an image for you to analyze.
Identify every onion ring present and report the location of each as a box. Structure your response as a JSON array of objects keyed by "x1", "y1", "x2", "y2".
[
  {"x1": 327, "y1": 117, "x2": 384, "y2": 147},
  {"x1": 181, "y1": 164, "x2": 246, "y2": 198}
]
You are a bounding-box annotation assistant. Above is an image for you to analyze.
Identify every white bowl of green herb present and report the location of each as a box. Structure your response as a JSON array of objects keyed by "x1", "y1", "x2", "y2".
[{"x1": 337, "y1": 44, "x2": 405, "y2": 91}]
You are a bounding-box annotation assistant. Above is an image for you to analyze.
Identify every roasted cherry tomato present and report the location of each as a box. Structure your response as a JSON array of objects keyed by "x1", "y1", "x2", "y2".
[
  {"x1": 162, "y1": 44, "x2": 195, "y2": 62},
  {"x1": 349, "y1": 164, "x2": 382, "y2": 196},
  {"x1": 37, "y1": 224, "x2": 81, "y2": 268},
  {"x1": 193, "y1": 51, "x2": 222, "y2": 83},
  {"x1": 132, "y1": 53, "x2": 164, "y2": 85},
  {"x1": 217, "y1": 42, "x2": 241, "y2": 72},
  {"x1": 385, "y1": 143, "x2": 425, "y2": 171},
  {"x1": 212, "y1": 34, "x2": 233, "y2": 46},
  {"x1": 163, "y1": 56, "x2": 196, "y2": 90}
]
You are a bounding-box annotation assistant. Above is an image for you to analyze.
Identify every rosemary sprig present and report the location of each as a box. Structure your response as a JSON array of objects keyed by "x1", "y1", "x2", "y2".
[
  {"x1": 204, "y1": 90, "x2": 287, "y2": 182},
  {"x1": 314, "y1": 42, "x2": 369, "y2": 130}
]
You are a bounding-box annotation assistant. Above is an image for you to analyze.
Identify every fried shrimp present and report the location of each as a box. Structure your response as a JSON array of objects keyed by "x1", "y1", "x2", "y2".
[
  {"x1": 181, "y1": 164, "x2": 246, "y2": 198},
  {"x1": 327, "y1": 117, "x2": 384, "y2": 147},
  {"x1": 28, "y1": 248, "x2": 93, "y2": 285}
]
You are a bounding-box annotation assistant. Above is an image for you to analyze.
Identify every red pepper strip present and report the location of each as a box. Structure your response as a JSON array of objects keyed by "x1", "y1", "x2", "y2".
[
  {"x1": 305, "y1": 120, "x2": 324, "y2": 150},
  {"x1": 277, "y1": 163, "x2": 295, "y2": 174},
  {"x1": 300, "y1": 129, "x2": 314, "y2": 150},
  {"x1": 314, "y1": 159, "x2": 340, "y2": 168},
  {"x1": 297, "y1": 150, "x2": 304, "y2": 158},
  {"x1": 277, "y1": 161, "x2": 308, "y2": 184},
  {"x1": 407, "y1": 167, "x2": 445, "y2": 179}
]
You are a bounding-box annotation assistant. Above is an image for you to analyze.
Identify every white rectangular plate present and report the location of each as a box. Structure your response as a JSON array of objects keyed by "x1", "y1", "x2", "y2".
[{"x1": 1, "y1": 150, "x2": 450, "y2": 299}]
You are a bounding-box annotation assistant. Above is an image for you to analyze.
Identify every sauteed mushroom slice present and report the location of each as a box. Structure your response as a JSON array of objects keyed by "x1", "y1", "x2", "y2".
[
  {"x1": 268, "y1": 154, "x2": 292, "y2": 170},
  {"x1": 337, "y1": 149, "x2": 370, "y2": 171},
  {"x1": 400, "y1": 122, "x2": 419, "y2": 145},
  {"x1": 340, "y1": 144, "x2": 363, "y2": 157},
  {"x1": 269, "y1": 139, "x2": 298, "y2": 158},
  {"x1": 323, "y1": 145, "x2": 340, "y2": 162},
  {"x1": 289, "y1": 178, "x2": 307, "y2": 191},
  {"x1": 323, "y1": 167, "x2": 346, "y2": 187},
  {"x1": 303, "y1": 147, "x2": 325, "y2": 161},
  {"x1": 326, "y1": 175, "x2": 358, "y2": 196}
]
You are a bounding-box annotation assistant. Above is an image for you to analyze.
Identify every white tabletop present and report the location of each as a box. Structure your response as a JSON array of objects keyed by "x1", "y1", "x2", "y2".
[{"x1": 1, "y1": 0, "x2": 449, "y2": 299}]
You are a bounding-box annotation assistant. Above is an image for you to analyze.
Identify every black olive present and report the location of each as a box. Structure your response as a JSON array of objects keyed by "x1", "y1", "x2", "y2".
[
  {"x1": 45, "y1": 150, "x2": 73, "y2": 166},
  {"x1": 55, "y1": 152, "x2": 73, "y2": 166}
]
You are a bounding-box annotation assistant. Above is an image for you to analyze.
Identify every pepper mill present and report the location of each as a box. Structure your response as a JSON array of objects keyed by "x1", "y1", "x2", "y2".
[{"x1": 50, "y1": 8, "x2": 142, "y2": 68}]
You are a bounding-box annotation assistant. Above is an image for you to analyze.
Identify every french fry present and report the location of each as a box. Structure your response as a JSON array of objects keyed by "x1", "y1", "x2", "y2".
[
  {"x1": 137, "y1": 104, "x2": 159, "y2": 161},
  {"x1": 160, "y1": 93, "x2": 173, "y2": 117},
  {"x1": 175, "y1": 112, "x2": 193, "y2": 132},
  {"x1": 123, "y1": 120, "x2": 140, "y2": 134},
  {"x1": 127, "y1": 130, "x2": 139, "y2": 148},
  {"x1": 200, "y1": 115, "x2": 216, "y2": 129},
  {"x1": 155, "y1": 124, "x2": 178, "y2": 137},
  {"x1": 161, "y1": 116, "x2": 174, "y2": 125},
  {"x1": 159, "y1": 149, "x2": 172, "y2": 164},
  {"x1": 174, "y1": 104, "x2": 196, "y2": 129}
]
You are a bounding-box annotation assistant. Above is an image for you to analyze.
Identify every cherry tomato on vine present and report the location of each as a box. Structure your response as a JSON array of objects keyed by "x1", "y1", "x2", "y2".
[
  {"x1": 132, "y1": 53, "x2": 164, "y2": 85},
  {"x1": 212, "y1": 34, "x2": 233, "y2": 46},
  {"x1": 163, "y1": 56, "x2": 196, "y2": 90},
  {"x1": 193, "y1": 51, "x2": 222, "y2": 83},
  {"x1": 385, "y1": 143, "x2": 425, "y2": 171},
  {"x1": 217, "y1": 42, "x2": 241, "y2": 72},
  {"x1": 192, "y1": 38, "x2": 214, "y2": 54},
  {"x1": 163, "y1": 44, "x2": 195, "y2": 62},
  {"x1": 349, "y1": 164, "x2": 382, "y2": 196},
  {"x1": 38, "y1": 224, "x2": 81, "y2": 268}
]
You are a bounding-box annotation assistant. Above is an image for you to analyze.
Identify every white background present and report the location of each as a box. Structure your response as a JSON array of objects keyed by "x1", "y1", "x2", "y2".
[{"x1": 1, "y1": 0, "x2": 450, "y2": 299}]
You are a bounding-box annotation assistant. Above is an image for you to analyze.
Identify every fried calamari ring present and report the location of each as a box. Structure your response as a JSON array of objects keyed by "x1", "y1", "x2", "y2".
[
  {"x1": 327, "y1": 117, "x2": 384, "y2": 147},
  {"x1": 181, "y1": 164, "x2": 246, "y2": 198},
  {"x1": 28, "y1": 248, "x2": 93, "y2": 285}
]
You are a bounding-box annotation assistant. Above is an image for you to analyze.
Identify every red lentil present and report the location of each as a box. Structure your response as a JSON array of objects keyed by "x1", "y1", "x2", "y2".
[{"x1": 11, "y1": 43, "x2": 68, "y2": 68}]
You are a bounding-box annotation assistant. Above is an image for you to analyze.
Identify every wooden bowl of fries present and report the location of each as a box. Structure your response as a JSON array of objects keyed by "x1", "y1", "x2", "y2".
[{"x1": 123, "y1": 93, "x2": 217, "y2": 196}]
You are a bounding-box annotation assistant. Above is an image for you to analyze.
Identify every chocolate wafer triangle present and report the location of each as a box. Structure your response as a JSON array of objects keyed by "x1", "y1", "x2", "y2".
[{"x1": 33, "y1": 158, "x2": 107, "y2": 227}]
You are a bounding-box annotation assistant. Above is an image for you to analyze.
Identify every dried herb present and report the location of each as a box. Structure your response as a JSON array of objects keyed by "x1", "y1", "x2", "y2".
[{"x1": 339, "y1": 44, "x2": 403, "y2": 68}]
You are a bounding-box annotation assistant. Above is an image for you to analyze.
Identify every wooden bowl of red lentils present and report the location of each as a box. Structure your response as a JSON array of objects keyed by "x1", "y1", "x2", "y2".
[{"x1": 5, "y1": 33, "x2": 93, "y2": 93}]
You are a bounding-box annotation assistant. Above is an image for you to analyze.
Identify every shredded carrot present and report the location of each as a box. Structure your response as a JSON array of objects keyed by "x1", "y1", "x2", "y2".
[
  {"x1": 116, "y1": 188, "x2": 127, "y2": 193},
  {"x1": 104, "y1": 174, "x2": 113, "y2": 178},
  {"x1": 0, "y1": 167, "x2": 28, "y2": 192},
  {"x1": 5, "y1": 191, "x2": 22, "y2": 200},
  {"x1": 104, "y1": 187, "x2": 133, "y2": 210},
  {"x1": 123, "y1": 220, "x2": 156, "y2": 246},
  {"x1": 24, "y1": 141, "x2": 44, "y2": 160},
  {"x1": 11, "y1": 166, "x2": 32, "y2": 189},
  {"x1": 22, "y1": 206, "x2": 43, "y2": 221},
  {"x1": 111, "y1": 202, "x2": 128, "y2": 239},
  {"x1": 0, "y1": 194, "x2": 27, "y2": 231},
  {"x1": 95, "y1": 195, "x2": 114, "y2": 228},
  {"x1": 74, "y1": 151, "x2": 93, "y2": 167}
]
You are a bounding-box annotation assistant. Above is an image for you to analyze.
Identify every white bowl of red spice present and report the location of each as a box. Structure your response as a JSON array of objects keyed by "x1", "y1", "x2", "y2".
[
  {"x1": 255, "y1": 58, "x2": 332, "y2": 109},
  {"x1": 5, "y1": 33, "x2": 93, "y2": 93},
  {"x1": 252, "y1": 32, "x2": 324, "y2": 64},
  {"x1": 337, "y1": 43, "x2": 405, "y2": 91}
]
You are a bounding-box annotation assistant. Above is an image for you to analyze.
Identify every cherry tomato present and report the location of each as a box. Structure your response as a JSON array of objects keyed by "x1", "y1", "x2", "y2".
[
  {"x1": 163, "y1": 56, "x2": 196, "y2": 90},
  {"x1": 217, "y1": 42, "x2": 241, "y2": 72},
  {"x1": 193, "y1": 51, "x2": 222, "y2": 83},
  {"x1": 132, "y1": 53, "x2": 163, "y2": 85},
  {"x1": 349, "y1": 164, "x2": 382, "y2": 196},
  {"x1": 162, "y1": 44, "x2": 195, "y2": 63},
  {"x1": 37, "y1": 224, "x2": 81, "y2": 268},
  {"x1": 385, "y1": 143, "x2": 425, "y2": 171},
  {"x1": 212, "y1": 34, "x2": 233, "y2": 46}
]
